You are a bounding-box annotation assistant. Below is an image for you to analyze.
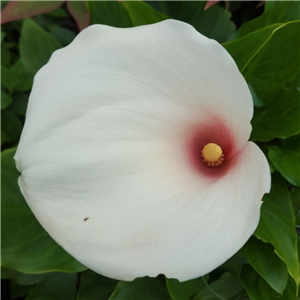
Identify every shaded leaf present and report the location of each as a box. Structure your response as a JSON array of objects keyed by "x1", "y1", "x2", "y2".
[
  {"x1": 234, "y1": 1, "x2": 300, "y2": 39},
  {"x1": 10, "y1": 60, "x2": 33, "y2": 92},
  {"x1": 122, "y1": 1, "x2": 168, "y2": 26},
  {"x1": 49, "y1": 26, "x2": 76, "y2": 46},
  {"x1": 89, "y1": 1, "x2": 132, "y2": 27},
  {"x1": 67, "y1": 1, "x2": 90, "y2": 31},
  {"x1": 1, "y1": 90, "x2": 12, "y2": 109},
  {"x1": 10, "y1": 93, "x2": 29, "y2": 116},
  {"x1": 255, "y1": 173, "x2": 300, "y2": 286},
  {"x1": 268, "y1": 135, "x2": 300, "y2": 187},
  {"x1": 216, "y1": 252, "x2": 243, "y2": 277},
  {"x1": 251, "y1": 87, "x2": 300, "y2": 141},
  {"x1": 1, "y1": 110, "x2": 22, "y2": 143},
  {"x1": 193, "y1": 272, "x2": 243, "y2": 300},
  {"x1": 20, "y1": 19, "x2": 61, "y2": 77},
  {"x1": 109, "y1": 276, "x2": 171, "y2": 300},
  {"x1": 1, "y1": 148, "x2": 87, "y2": 273},
  {"x1": 1, "y1": 130, "x2": 7, "y2": 145},
  {"x1": 224, "y1": 21, "x2": 300, "y2": 105},
  {"x1": 241, "y1": 265, "x2": 298, "y2": 300},
  {"x1": 1, "y1": 267, "x2": 49, "y2": 286},
  {"x1": 1, "y1": 44, "x2": 11, "y2": 66},
  {"x1": 25, "y1": 273, "x2": 77, "y2": 300},
  {"x1": 162, "y1": 1, "x2": 235, "y2": 42},
  {"x1": 1, "y1": 65, "x2": 13, "y2": 92},
  {"x1": 242, "y1": 236, "x2": 288, "y2": 293},
  {"x1": 1, "y1": 31, "x2": 6, "y2": 42},
  {"x1": 1, "y1": 1, "x2": 64, "y2": 24},
  {"x1": 166, "y1": 277, "x2": 205, "y2": 300},
  {"x1": 10, "y1": 281, "x2": 34, "y2": 300},
  {"x1": 77, "y1": 270, "x2": 118, "y2": 300}
]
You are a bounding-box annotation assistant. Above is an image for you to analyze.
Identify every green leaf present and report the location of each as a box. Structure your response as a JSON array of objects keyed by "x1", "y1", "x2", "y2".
[
  {"x1": 242, "y1": 236, "x2": 288, "y2": 293},
  {"x1": 25, "y1": 273, "x2": 77, "y2": 300},
  {"x1": 193, "y1": 272, "x2": 244, "y2": 300},
  {"x1": 161, "y1": 1, "x2": 235, "y2": 43},
  {"x1": 1, "y1": 110, "x2": 22, "y2": 143},
  {"x1": 121, "y1": 1, "x2": 168, "y2": 26},
  {"x1": 224, "y1": 21, "x2": 300, "y2": 106},
  {"x1": 1, "y1": 1, "x2": 64, "y2": 24},
  {"x1": 20, "y1": 19, "x2": 61, "y2": 77},
  {"x1": 109, "y1": 276, "x2": 171, "y2": 300},
  {"x1": 166, "y1": 277, "x2": 205, "y2": 300},
  {"x1": 1, "y1": 148, "x2": 87, "y2": 273},
  {"x1": 223, "y1": 24, "x2": 282, "y2": 73},
  {"x1": 1, "y1": 90, "x2": 12, "y2": 109},
  {"x1": 255, "y1": 173, "x2": 300, "y2": 286},
  {"x1": 10, "y1": 60, "x2": 33, "y2": 92},
  {"x1": 217, "y1": 252, "x2": 243, "y2": 277},
  {"x1": 268, "y1": 135, "x2": 300, "y2": 187},
  {"x1": 89, "y1": 1, "x2": 167, "y2": 27},
  {"x1": 10, "y1": 93, "x2": 29, "y2": 116},
  {"x1": 77, "y1": 270, "x2": 118, "y2": 300},
  {"x1": 89, "y1": 1, "x2": 132, "y2": 27},
  {"x1": 1, "y1": 267, "x2": 49, "y2": 285},
  {"x1": 1, "y1": 60, "x2": 33, "y2": 93},
  {"x1": 241, "y1": 265, "x2": 298, "y2": 300},
  {"x1": 49, "y1": 26, "x2": 76, "y2": 46},
  {"x1": 251, "y1": 87, "x2": 300, "y2": 141},
  {"x1": 1, "y1": 65, "x2": 13, "y2": 92},
  {"x1": 233, "y1": 1, "x2": 300, "y2": 39}
]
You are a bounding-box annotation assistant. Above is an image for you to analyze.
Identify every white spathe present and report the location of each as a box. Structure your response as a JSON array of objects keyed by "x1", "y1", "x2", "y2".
[{"x1": 15, "y1": 20, "x2": 271, "y2": 281}]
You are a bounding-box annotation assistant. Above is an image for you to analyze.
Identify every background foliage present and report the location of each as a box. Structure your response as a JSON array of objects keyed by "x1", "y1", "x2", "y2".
[{"x1": 1, "y1": 1, "x2": 300, "y2": 299}]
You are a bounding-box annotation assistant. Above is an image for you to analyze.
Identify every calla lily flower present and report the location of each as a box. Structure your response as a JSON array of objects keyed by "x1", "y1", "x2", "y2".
[{"x1": 15, "y1": 20, "x2": 271, "y2": 281}]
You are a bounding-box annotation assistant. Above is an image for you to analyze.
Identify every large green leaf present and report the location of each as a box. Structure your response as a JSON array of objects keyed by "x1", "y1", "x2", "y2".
[
  {"x1": 224, "y1": 21, "x2": 300, "y2": 106},
  {"x1": 161, "y1": 1, "x2": 235, "y2": 43},
  {"x1": 193, "y1": 272, "x2": 244, "y2": 300},
  {"x1": 20, "y1": 19, "x2": 61, "y2": 77},
  {"x1": 1, "y1": 148, "x2": 87, "y2": 273},
  {"x1": 77, "y1": 270, "x2": 118, "y2": 300},
  {"x1": 166, "y1": 277, "x2": 205, "y2": 300},
  {"x1": 25, "y1": 273, "x2": 77, "y2": 300},
  {"x1": 122, "y1": 1, "x2": 168, "y2": 26},
  {"x1": 251, "y1": 87, "x2": 300, "y2": 141},
  {"x1": 109, "y1": 276, "x2": 171, "y2": 300},
  {"x1": 268, "y1": 135, "x2": 300, "y2": 187},
  {"x1": 241, "y1": 265, "x2": 298, "y2": 300},
  {"x1": 89, "y1": 1, "x2": 132, "y2": 27},
  {"x1": 242, "y1": 236, "x2": 288, "y2": 293},
  {"x1": 233, "y1": 1, "x2": 300, "y2": 39},
  {"x1": 1, "y1": 267, "x2": 49, "y2": 286},
  {"x1": 89, "y1": 1, "x2": 167, "y2": 27},
  {"x1": 255, "y1": 173, "x2": 300, "y2": 286}
]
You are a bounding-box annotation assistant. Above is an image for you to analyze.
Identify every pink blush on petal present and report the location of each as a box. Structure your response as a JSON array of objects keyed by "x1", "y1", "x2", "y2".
[{"x1": 186, "y1": 116, "x2": 237, "y2": 178}]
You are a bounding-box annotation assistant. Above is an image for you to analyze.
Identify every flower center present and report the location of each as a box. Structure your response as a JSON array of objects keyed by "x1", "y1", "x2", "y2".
[{"x1": 201, "y1": 143, "x2": 224, "y2": 167}]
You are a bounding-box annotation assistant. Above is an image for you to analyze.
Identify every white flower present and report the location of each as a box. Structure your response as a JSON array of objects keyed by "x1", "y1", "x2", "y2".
[{"x1": 15, "y1": 20, "x2": 271, "y2": 281}]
